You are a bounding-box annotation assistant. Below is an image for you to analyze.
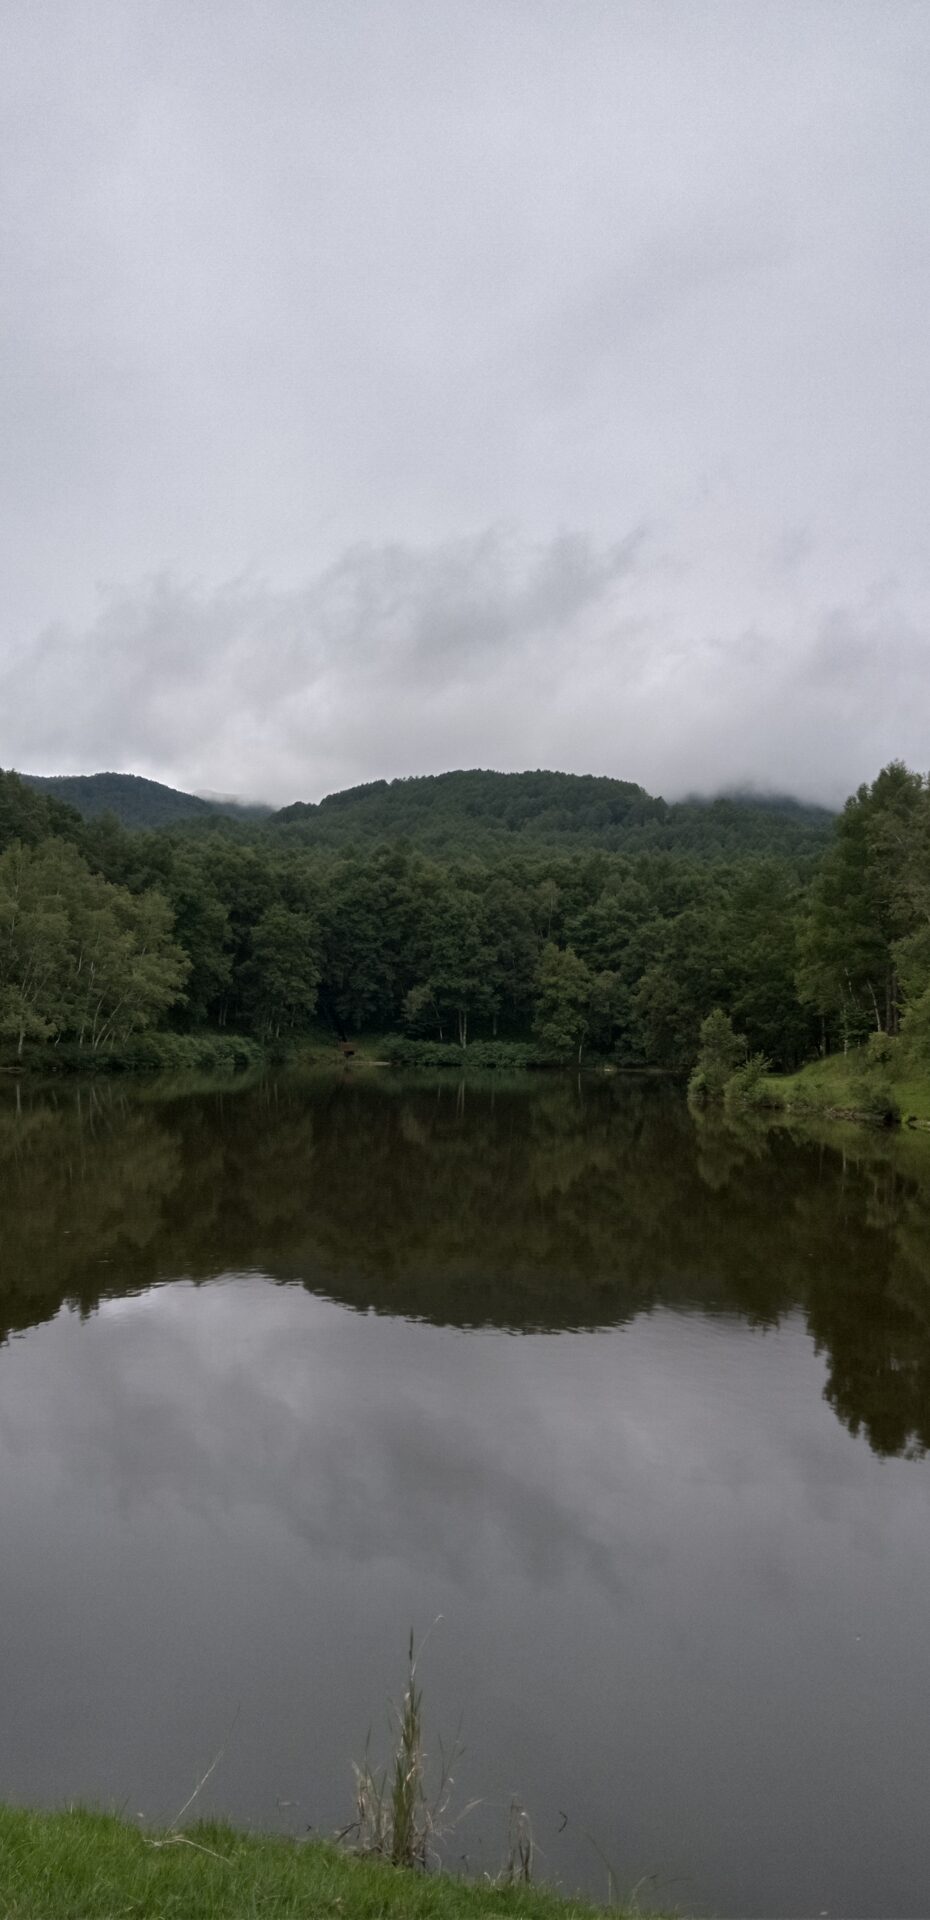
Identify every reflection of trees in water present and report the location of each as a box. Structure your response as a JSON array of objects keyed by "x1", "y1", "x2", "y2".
[
  {"x1": 804, "y1": 1151, "x2": 930, "y2": 1459},
  {"x1": 0, "y1": 1089, "x2": 185, "y2": 1336},
  {"x1": 2, "y1": 1073, "x2": 930, "y2": 1458}
]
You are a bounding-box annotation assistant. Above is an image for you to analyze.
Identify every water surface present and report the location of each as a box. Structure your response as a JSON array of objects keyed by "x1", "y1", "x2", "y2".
[{"x1": 1, "y1": 1070, "x2": 930, "y2": 1916}]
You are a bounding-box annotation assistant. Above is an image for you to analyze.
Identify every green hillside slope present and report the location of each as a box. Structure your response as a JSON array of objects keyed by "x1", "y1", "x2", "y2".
[
  {"x1": 272, "y1": 768, "x2": 834, "y2": 859},
  {"x1": 14, "y1": 767, "x2": 832, "y2": 855},
  {"x1": 20, "y1": 772, "x2": 271, "y2": 829}
]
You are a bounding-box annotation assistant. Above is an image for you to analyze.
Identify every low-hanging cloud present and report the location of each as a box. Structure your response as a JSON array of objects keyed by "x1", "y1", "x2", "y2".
[
  {"x1": 3, "y1": 2, "x2": 930, "y2": 805},
  {"x1": 4, "y1": 524, "x2": 929, "y2": 808}
]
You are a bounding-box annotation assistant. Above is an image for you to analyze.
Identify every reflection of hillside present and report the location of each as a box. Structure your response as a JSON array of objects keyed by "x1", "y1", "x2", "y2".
[{"x1": 2, "y1": 1074, "x2": 930, "y2": 1456}]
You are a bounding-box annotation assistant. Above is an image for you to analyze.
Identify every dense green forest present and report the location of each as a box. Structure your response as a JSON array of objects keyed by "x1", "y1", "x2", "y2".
[
  {"x1": 1, "y1": 760, "x2": 929, "y2": 1075},
  {"x1": 273, "y1": 767, "x2": 835, "y2": 859}
]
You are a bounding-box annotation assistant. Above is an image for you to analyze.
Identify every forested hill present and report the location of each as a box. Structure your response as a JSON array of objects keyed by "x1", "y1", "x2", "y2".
[
  {"x1": 1, "y1": 757, "x2": 928, "y2": 1077},
  {"x1": 20, "y1": 771, "x2": 271, "y2": 829},
  {"x1": 272, "y1": 769, "x2": 834, "y2": 859},
  {"x1": 15, "y1": 766, "x2": 834, "y2": 857}
]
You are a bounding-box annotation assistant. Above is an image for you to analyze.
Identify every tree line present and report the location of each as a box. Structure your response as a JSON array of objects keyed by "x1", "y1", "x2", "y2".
[{"x1": 2, "y1": 759, "x2": 930, "y2": 1070}]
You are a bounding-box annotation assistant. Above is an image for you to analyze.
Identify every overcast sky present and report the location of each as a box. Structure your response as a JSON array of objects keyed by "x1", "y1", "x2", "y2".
[{"x1": 2, "y1": 1, "x2": 929, "y2": 806}]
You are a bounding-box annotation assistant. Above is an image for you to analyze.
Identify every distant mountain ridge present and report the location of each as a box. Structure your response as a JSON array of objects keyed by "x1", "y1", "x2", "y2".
[
  {"x1": 16, "y1": 765, "x2": 835, "y2": 857},
  {"x1": 271, "y1": 768, "x2": 835, "y2": 859},
  {"x1": 20, "y1": 771, "x2": 272, "y2": 828}
]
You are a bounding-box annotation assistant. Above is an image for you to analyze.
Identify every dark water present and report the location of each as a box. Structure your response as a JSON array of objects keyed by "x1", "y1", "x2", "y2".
[{"x1": 2, "y1": 1070, "x2": 930, "y2": 1916}]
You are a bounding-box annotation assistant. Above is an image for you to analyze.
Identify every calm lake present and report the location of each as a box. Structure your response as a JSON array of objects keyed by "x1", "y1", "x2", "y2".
[{"x1": 2, "y1": 1069, "x2": 930, "y2": 1917}]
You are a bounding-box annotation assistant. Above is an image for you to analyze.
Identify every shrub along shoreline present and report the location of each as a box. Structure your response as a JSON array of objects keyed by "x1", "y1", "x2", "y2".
[
  {"x1": 0, "y1": 1030, "x2": 268, "y2": 1076},
  {"x1": 686, "y1": 1005, "x2": 930, "y2": 1131},
  {"x1": 0, "y1": 1032, "x2": 555, "y2": 1076},
  {"x1": 5, "y1": 1027, "x2": 930, "y2": 1139}
]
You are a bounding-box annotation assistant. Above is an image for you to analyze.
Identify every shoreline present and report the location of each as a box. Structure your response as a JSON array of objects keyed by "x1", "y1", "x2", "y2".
[{"x1": 0, "y1": 1805, "x2": 647, "y2": 1920}]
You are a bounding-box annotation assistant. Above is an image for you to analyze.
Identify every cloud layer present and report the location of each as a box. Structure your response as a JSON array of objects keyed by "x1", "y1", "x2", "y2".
[
  {"x1": 5, "y1": 527, "x2": 929, "y2": 806},
  {"x1": 3, "y1": 2, "x2": 930, "y2": 802}
]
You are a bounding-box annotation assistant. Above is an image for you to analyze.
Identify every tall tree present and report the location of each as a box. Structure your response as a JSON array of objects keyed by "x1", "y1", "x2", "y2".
[
  {"x1": 243, "y1": 905, "x2": 321, "y2": 1038},
  {"x1": 533, "y1": 943, "x2": 596, "y2": 1065},
  {"x1": 0, "y1": 842, "x2": 71, "y2": 1053},
  {"x1": 0, "y1": 839, "x2": 189, "y2": 1052},
  {"x1": 797, "y1": 764, "x2": 927, "y2": 1045}
]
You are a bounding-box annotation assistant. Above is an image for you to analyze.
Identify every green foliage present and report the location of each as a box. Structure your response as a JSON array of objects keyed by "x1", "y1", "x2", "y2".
[
  {"x1": 7, "y1": 757, "x2": 930, "y2": 1088},
  {"x1": 843, "y1": 1031, "x2": 903, "y2": 1125},
  {"x1": 19, "y1": 770, "x2": 272, "y2": 828},
  {"x1": 631, "y1": 963, "x2": 690, "y2": 1069},
  {"x1": 0, "y1": 839, "x2": 189, "y2": 1055},
  {"x1": 243, "y1": 904, "x2": 321, "y2": 1038},
  {"x1": 533, "y1": 944, "x2": 598, "y2": 1063},
  {"x1": 158, "y1": 853, "x2": 233, "y2": 1024},
  {"x1": 723, "y1": 1053, "x2": 774, "y2": 1108},
  {"x1": 688, "y1": 1009, "x2": 747, "y2": 1103},
  {"x1": 797, "y1": 762, "x2": 930, "y2": 1048},
  {"x1": 271, "y1": 768, "x2": 833, "y2": 861},
  {"x1": 416, "y1": 880, "x2": 497, "y2": 1046},
  {"x1": 0, "y1": 767, "x2": 84, "y2": 851},
  {"x1": 900, "y1": 983, "x2": 930, "y2": 1070},
  {"x1": 9, "y1": 1032, "x2": 264, "y2": 1075},
  {"x1": 402, "y1": 982, "x2": 443, "y2": 1038},
  {"x1": 382, "y1": 1037, "x2": 547, "y2": 1070},
  {"x1": 846, "y1": 1073, "x2": 901, "y2": 1126},
  {"x1": 865, "y1": 1029, "x2": 896, "y2": 1070},
  {"x1": 771, "y1": 1048, "x2": 914, "y2": 1126},
  {"x1": 116, "y1": 1032, "x2": 263, "y2": 1073}
]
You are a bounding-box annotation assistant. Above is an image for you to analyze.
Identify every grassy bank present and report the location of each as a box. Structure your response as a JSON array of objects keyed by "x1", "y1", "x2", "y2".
[
  {"x1": 0, "y1": 1808, "x2": 634, "y2": 1920},
  {"x1": 760, "y1": 1049, "x2": 930, "y2": 1127}
]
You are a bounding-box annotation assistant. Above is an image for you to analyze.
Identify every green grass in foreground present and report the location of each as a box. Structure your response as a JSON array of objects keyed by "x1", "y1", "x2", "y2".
[{"x1": 0, "y1": 1808, "x2": 638, "y2": 1920}]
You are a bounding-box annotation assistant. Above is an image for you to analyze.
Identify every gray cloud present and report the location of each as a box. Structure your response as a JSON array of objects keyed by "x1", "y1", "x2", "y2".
[
  {"x1": 2, "y1": 1, "x2": 930, "y2": 803},
  {"x1": 5, "y1": 530, "x2": 929, "y2": 806}
]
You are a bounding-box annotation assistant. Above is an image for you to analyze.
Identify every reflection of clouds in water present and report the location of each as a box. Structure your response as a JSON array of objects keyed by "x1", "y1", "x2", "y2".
[
  {"x1": 1, "y1": 1282, "x2": 930, "y2": 1913},
  {"x1": 0, "y1": 1281, "x2": 924, "y2": 1589},
  {"x1": 95, "y1": 1290, "x2": 175, "y2": 1321}
]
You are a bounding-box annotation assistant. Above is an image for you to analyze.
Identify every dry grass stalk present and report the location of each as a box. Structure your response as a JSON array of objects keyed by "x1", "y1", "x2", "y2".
[
  {"x1": 345, "y1": 1630, "x2": 463, "y2": 1872},
  {"x1": 497, "y1": 1799, "x2": 534, "y2": 1887}
]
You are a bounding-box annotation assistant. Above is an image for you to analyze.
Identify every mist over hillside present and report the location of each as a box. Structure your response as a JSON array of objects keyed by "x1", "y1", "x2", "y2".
[
  {"x1": 16, "y1": 765, "x2": 834, "y2": 858},
  {"x1": 14, "y1": 764, "x2": 830, "y2": 856},
  {"x1": 271, "y1": 768, "x2": 835, "y2": 860}
]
